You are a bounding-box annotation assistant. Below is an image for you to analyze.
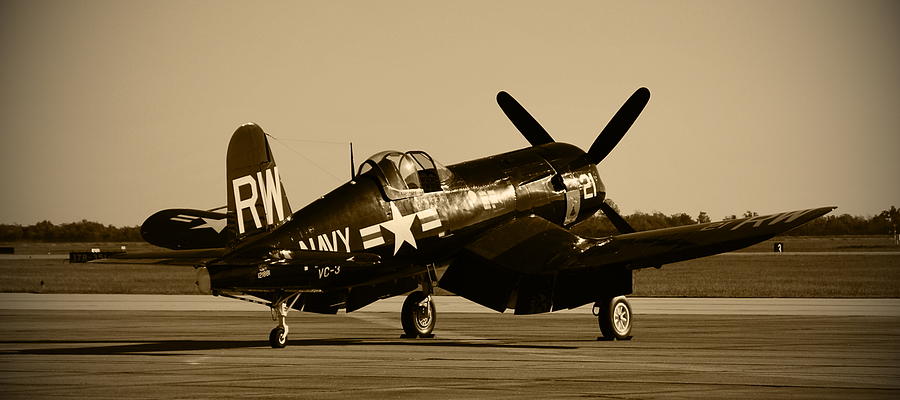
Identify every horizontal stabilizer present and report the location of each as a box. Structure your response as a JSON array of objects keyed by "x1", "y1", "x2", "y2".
[{"x1": 141, "y1": 208, "x2": 230, "y2": 250}]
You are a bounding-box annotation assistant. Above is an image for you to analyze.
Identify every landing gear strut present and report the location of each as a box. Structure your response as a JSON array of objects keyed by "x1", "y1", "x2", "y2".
[
  {"x1": 269, "y1": 292, "x2": 301, "y2": 348},
  {"x1": 594, "y1": 296, "x2": 633, "y2": 341}
]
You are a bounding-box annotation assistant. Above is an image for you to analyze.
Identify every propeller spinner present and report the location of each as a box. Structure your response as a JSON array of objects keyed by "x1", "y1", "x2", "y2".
[{"x1": 496, "y1": 87, "x2": 651, "y2": 233}]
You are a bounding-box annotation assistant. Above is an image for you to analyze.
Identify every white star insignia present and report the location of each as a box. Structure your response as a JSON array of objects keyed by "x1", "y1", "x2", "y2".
[
  {"x1": 379, "y1": 202, "x2": 419, "y2": 255},
  {"x1": 191, "y1": 217, "x2": 227, "y2": 233},
  {"x1": 358, "y1": 203, "x2": 444, "y2": 254}
]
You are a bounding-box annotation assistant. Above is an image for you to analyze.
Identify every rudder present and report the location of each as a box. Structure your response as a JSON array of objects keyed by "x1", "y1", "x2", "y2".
[{"x1": 226, "y1": 123, "x2": 292, "y2": 243}]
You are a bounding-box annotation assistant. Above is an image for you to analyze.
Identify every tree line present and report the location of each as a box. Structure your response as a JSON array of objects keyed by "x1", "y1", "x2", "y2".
[
  {"x1": 0, "y1": 220, "x2": 142, "y2": 242},
  {"x1": 0, "y1": 206, "x2": 897, "y2": 242},
  {"x1": 575, "y1": 206, "x2": 899, "y2": 237}
]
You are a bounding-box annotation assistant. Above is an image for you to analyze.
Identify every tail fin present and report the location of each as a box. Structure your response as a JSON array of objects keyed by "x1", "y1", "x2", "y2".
[{"x1": 226, "y1": 123, "x2": 292, "y2": 243}]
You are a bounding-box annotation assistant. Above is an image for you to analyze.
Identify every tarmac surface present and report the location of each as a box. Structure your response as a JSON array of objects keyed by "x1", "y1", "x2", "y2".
[
  {"x1": 1, "y1": 296, "x2": 898, "y2": 399},
  {"x1": 4, "y1": 294, "x2": 900, "y2": 315}
]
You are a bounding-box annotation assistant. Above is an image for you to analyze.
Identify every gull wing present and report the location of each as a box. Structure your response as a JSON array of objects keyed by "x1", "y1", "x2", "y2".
[
  {"x1": 572, "y1": 206, "x2": 836, "y2": 270},
  {"x1": 93, "y1": 247, "x2": 381, "y2": 268},
  {"x1": 89, "y1": 248, "x2": 227, "y2": 266},
  {"x1": 439, "y1": 206, "x2": 835, "y2": 314}
]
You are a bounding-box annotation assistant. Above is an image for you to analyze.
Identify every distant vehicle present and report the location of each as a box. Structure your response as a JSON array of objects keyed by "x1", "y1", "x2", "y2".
[{"x1": 104, "y1": 88, "x2": 834, "y2": 347}]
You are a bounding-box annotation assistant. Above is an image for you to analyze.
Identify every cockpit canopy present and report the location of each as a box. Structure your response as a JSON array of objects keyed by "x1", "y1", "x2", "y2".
[{"x1": 357, "y1": 150, "x2": 452, "y2": 200}]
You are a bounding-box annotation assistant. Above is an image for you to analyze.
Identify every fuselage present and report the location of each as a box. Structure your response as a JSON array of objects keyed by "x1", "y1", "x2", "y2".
[
  {"x1": 288, "y1": 144, "x2": 600, "y2": 251},
  {"x1": 208, "y1": 142, "x2": 608, "y2": 295}
]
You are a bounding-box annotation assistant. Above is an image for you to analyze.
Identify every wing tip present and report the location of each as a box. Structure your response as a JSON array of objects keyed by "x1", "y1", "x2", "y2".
[{"x1": 819, "y1": 205, "x2": 838, "y2": 215}]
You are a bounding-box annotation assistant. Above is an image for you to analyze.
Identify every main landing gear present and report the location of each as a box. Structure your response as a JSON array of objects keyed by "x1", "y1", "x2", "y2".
[
  {"x1": 400, "y1": 290, "x2": 436, "y2": 338},
  {"x1": 401, "y1": 268, "x2": 438, "y2": 338},
  {"x1": 269, "y1": 292, "x2": 301, "y2": 348},
  {"x1": 594, "y1": 296, "x2": 633, "y2": 341}
]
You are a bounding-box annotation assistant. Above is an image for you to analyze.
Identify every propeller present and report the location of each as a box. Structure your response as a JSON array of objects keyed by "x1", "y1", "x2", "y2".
[
  {"x1": 599, "y1": 199, "x2": 635, "y2": 234},
  {"x1": 497, "y1": 91, "x2": 555, "y2": 146},
  {"x1": 587, "y1": 87, "x2": 650, "y2": 164},
  {"x1": 497, "y1": 87, "x2": 650, "y2": 158},
  {"x1": 496, "y1": 87, "x2": 651, "y2": 233}
]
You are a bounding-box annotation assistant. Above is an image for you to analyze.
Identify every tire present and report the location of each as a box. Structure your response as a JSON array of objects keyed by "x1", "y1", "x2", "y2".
[
  {"x1": 401, "y1": 291, "x2": 436, "y2": 337},
  {"x1": 597, "y1": 296, "x2": 632, "y2": 340},
  {"x1": 269, "y1": 327, "x2": 287, "y2": 348}
]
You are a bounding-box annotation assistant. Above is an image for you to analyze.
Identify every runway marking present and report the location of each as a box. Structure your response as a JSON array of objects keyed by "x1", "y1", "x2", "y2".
[{"x1": 185, "y1": 356, "x2": 211, "y2": 365}]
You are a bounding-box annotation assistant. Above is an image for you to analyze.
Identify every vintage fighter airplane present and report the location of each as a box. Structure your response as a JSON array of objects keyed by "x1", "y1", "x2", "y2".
[{"x1": 106, "y1": 87, "x2": 834, "y2": 348}]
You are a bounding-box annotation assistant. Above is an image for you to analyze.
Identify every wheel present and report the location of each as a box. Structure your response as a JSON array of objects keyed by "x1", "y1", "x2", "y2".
[
  {"x1": 401, "y1": 291, "x2": 436, "y2": 338},
  {"x1": 269, "y1": 327, "x2": 287, "y2": 348},
  {"x1": 597, "y1": 296, "x2": 632, "y2": 340}
]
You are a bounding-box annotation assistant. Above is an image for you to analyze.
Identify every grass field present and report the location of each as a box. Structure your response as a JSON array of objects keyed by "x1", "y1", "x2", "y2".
[
  {"x1": 0, "y1": 259, "x2": 201, "y2": 295},
  {"x1": 734, "y1": 236, "x2": 900, "y2": 252},
  {"x1": 633, "y1": 253, "x2": 900, "y2": 297},
  {"x1": 1, "y1": 237, "x2": 898, "y2": 297}
]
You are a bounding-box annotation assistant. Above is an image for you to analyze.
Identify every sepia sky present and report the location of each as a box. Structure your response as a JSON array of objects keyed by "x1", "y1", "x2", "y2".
[{"x1": 1, "y1": 0, "x2": 898, "y2": 227}]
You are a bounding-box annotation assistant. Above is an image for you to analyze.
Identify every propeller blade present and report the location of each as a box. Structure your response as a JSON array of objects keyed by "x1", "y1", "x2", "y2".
[
  {"x1": 587, "y1": 87, "x2": 650, "y2": 164},
  {"x1": 497, "y1": 91, "x2": 555, "y2": 146},
  {"x1": 599, "y1": 199, "x2": 635, "y2": 234}
]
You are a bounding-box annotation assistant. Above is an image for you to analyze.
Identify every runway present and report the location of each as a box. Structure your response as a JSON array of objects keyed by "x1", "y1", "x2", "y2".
[
  {"x1": 1, "y1": 296, "x2": 898, "y2": 399},
  {"x1": 3, "y1": 293, "x2": 900, "y2": 315}
]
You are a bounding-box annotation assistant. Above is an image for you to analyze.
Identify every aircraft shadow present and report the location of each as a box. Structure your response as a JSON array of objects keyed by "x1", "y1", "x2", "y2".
[{"x1": 6, "y1": 338, "x2": 576, "y2": 356}]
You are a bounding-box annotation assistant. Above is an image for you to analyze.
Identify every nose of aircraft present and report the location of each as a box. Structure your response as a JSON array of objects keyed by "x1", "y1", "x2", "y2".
[{"x1": 496, "y1": 88, "x2": 649, "y2": 234}]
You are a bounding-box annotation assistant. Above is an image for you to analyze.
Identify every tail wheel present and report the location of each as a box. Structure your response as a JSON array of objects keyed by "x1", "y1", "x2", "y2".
[
  {"x1": 269, "y1": 327, "x2": 287, "y2": 348},
  {"x1": 597, "y1": 296, "x2": 633, "y2": 340},
  {"x1": 401, "y1": 291, "x2": 436, "y2": 338}
]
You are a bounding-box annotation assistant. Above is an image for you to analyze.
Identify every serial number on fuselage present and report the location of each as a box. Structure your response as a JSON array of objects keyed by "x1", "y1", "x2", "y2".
[{"x1": 255, "y1": 266, "x2": 342, "y2": 279}]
